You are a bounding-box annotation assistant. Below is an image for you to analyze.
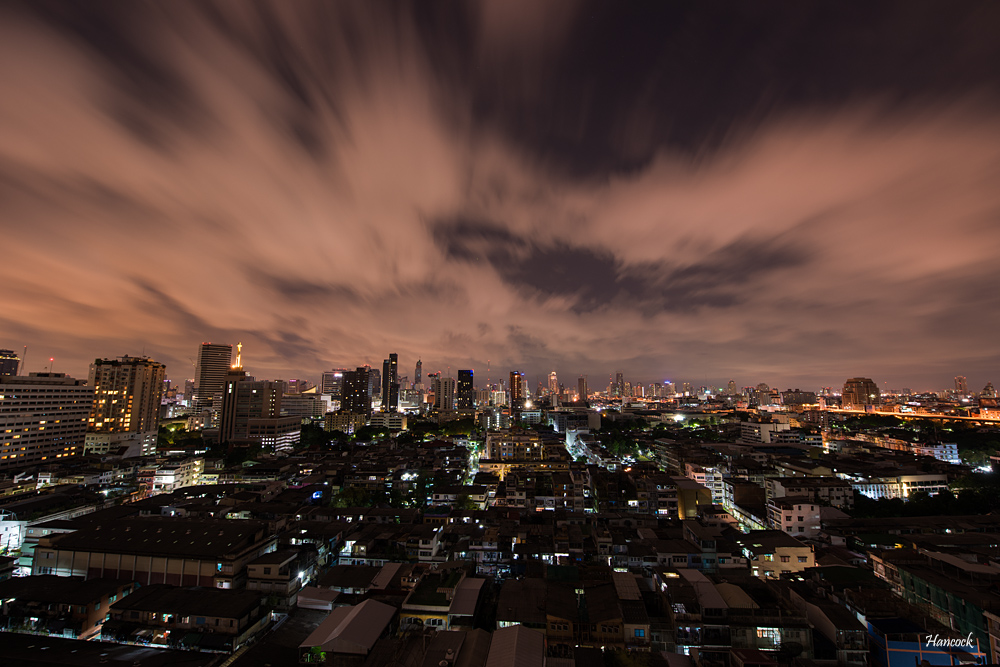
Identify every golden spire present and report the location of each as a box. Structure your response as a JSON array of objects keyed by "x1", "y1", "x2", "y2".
[{"x1": 233, "y1": 342, "x2": 242, "y2": 369}]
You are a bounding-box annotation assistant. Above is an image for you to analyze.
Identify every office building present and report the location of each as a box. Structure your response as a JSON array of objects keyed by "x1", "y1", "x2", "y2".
[
  {"x1": 381, "y1": 353, "x2": 399, "y2": 412},
  {"x1": 0, "y1": 350, "x2": 19, "y2": 376},
  {"x1": 192, "y1": 343, "x2": 232, "y2": 424},
  {"x1": 414, "y1": 359, "x2": 422, "y2": 387},
  {"x1": 547, "y1": 371, "x2": 558, "y2": 395},
  {"x1": 87, "y1": 356, "x2": 165, "y2": 457},
  {"x1": 577, "y1": 376, "x2": 588, "y2": 401},
  {"x1": 842, "y1": 377, "x2": 880, "y2": 410},
  {"x1": 0, "y1": 373, "x2": 92, "y2": 469},
  {"x1": 219, "y1": 365, "x2": 277, "y2": 440},
  {"x1": 509, "y1": 371, "x2": 525, "y2": 410},
  {"x1": 457, "y1": 369, "x2": 474, "y2": 410},
  {"x1": 367, "y1": 366, "x2": 380, "y2": 401},
  {"x1": 433, "y1": 376, "x2": 455, "y2": 411},
  {"x1": 320, "y1": 368, "x2": 350, "y2": 398},
  {"x1": 955, "y1": 375, "x2": 969, "y2": 395},
  {"x1": 340, "y1": 367, "x2": 372, "y2": 418}
]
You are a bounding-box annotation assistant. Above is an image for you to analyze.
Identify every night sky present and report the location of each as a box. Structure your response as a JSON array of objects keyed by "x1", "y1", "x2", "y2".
[{"x1": 3, "y1": 1, "x2": 1000, "y2": 392}]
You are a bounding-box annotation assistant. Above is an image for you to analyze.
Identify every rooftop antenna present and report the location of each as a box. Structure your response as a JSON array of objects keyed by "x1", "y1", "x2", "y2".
[{"x1": 18, "y1": 346, "x2": 26, "y2": 375}]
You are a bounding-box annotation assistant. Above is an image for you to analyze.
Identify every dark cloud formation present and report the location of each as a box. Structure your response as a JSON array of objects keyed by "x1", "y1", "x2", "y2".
[{"x1": 2, "y1": 1, "x2": 1000, "y2": 391}]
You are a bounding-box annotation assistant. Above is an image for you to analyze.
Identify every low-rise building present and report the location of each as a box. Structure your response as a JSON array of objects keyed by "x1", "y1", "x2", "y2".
[
  {"x1": 102, "y1": 584, "x2": 269, "y2": 651},
  {"x1": 0, "y1": 575, "x2": 135, "y2": 640},
  {"x1": 736, "y1": 531, "x2": 815, "y2": 579}
]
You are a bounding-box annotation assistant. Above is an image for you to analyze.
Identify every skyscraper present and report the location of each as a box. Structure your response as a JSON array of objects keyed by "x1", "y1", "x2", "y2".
[
  {"x1": 842, "y1": 377, "x2": 880, "y2": 410},
  {"x1": 320, "y1": 369, "x2": 349, "y2": 397},
  {"x1": 615, "y1": 371, "x2": 625, "y2": 397},
  {"x1": 955, "y1": 376, "x2": 969, "y2": 395},
  {"x1": 382, "y1": 353, "x2": 399, "y2": 412},
  {"x1": 548, "y1": 371, "x2": 558, "y2": 395},
  {"x1": 341, "y1": 367, "x2": 372, "y2": 417},
  {"x1": 414, "y1": 359, "x2": 422, "y2": 387},
  {"x1": 220, "y1": 372, "x2": 279, "y2": 438},
  {"x1": 727, "y1": 380, "x2": 737, "y2": 395},
  {"x1": 457, "y1": 369, "x2": 474, "y2": 409},
  {"x1": 0, "y1": 349, "x2": 20, "y2": 376},
  {"x1": 433, "y1": 375, "x2": 456, "y2": 411},
  {"x1": 193, "y1": 343, "x2": 232, "y2": 423},
  {"x1": 216, "y1": 346, "x2": 299, "y2": 452},
  {"x1": 88, "y1": 356, "x2": 166, "y2": 456},
  {"x1": 577, "y1": 375, "x2": 588, "y2": 402},
  {"x1": 509, "y1": 371, "x2": 526, "y2": 412},
  {"x1": 0, "y1": 372, "x2": 92, "y2": 469}
]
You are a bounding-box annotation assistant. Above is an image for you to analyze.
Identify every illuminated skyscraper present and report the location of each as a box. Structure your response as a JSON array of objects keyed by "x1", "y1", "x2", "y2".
[
  {"x1": 842, "y1": 377, "x2": 880, "y2": 410},
  {"x1": 381, "y1": 354, "x2": 399, "y2": 412},
  {"x1": 509, "y1": 371, "x2": 526, "y2": 412},
  {"x1": 457, "y1": 369, "x2": 474, "y2": 409},
  {"x1": 727, "y1": 380, "x2": 737, "y2": 395},
  {"x1": 983, "y1": 382, "x2": 997, "y2": 398},
  {"x1": 414, "y1": 360, "x2": 422, "y2": 387},
  {"x1": 615, "y1": 371, "x2": 625, "y2": 397},
  {"x1": 341, "y1": 367, "x2": 372, "y2": 417},
  {"x1": 193, "y1": 343, "x2": 232, "y2": 423},
  {"x1": 87, "y1": 356, "x2": 166, "y2": 456},
  {"x1": 548, "y1": 371, "x2": 558, "y2": 395},
  {"x1": 955, "y1": 376, "x2": 968, "y2": 395}
]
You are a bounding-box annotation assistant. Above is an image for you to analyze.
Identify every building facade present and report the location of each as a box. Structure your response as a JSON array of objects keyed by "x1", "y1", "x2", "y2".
[
  {"x1": 0, "y1": 373, "x2": 92, "y2": 469},
  {"x1": 87, "y1": 356, "x2": 165, "y2": 457}
]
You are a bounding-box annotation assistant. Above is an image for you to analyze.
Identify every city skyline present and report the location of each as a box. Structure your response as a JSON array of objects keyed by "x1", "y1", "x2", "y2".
[
  {"x1": 3, "y1": 4, "x2": 1000, "y2": 390},
  {"x1": 2, "y1": 341, "x2": 991, "y2": 397}
]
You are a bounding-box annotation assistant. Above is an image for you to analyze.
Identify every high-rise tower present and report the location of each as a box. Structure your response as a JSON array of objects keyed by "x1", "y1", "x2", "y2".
[
  {"x1": 1, "y1": 373, "x2": 92, "y2": 468},
  {"x1": 457, "y1": 369, "x2": 474, "y2": 409},
  {"x1": 193, "y1": 343, "x2": 232, "y2": 424},
  {"x1": 341, "y1": 367, "x2": 372, "y2": 417},
  {"x1": 414, "y1": 360, "x2": 422, "y2": 387},
  {"x1": 433, "y1": 375, "x2": 456, "y2": 411},
  {"x1": 88, "y1": 355, "x2": 166, "y2": 456},
  {"x1": 577, "y1": 375, "x2": 588, "y2": 402},
  {"x1": 955, "y1": 376, "x2": 969, "y2": 395},
  {"x1": 382, "y1": 353, "x2": 399, "y2": 412},
  {"x1": 509, "y1": 371, "x2": 526, "y2": 415},
  {"x1": 548, "y1": 371, "x2": 558, "y2": 395},
  {"x1": 321, "y1": 369, "x2": 350, "y2": 397}
]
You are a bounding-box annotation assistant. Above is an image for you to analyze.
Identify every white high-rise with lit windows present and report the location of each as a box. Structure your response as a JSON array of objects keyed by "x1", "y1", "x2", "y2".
[{"x1": 0, "y1": 373, "x2": 92, "y2": 469}]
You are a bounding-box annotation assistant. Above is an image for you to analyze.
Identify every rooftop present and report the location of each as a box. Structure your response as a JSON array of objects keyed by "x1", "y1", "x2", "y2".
[
  {"x1": 45, "y1": 518, "x2": 271, "y2": 559},
  {"x1": 110, "y1": 584, "x2": 261, "y2": 618}
]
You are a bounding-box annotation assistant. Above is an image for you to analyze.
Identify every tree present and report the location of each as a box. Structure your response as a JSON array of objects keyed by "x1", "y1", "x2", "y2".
[
  {"x1": 454, "y1": 493, "x2": 479, "y2": 510},
  {"x1": 331, "y1": 487, "x2": 375, "y2": 507},
  {"x1": 299, "y1": 423, "x2": 331, "y2": 449},
  {"x1": 409, "y1": 420, "x2": 443, "y2": 439},
  {"x1": 354, "y1": 424, "x2": 390, "y2": 442},
  {"x1": 442, "y1": 418, "x2": 478, "y2": 437}
]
